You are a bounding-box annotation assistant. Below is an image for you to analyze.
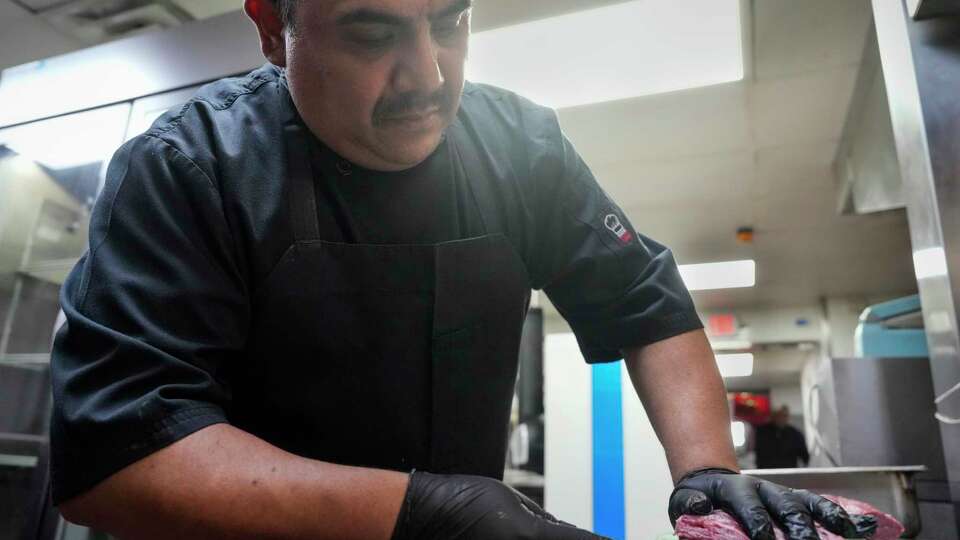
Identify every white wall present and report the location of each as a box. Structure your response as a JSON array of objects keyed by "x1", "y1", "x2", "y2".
[
  {"x1": 544, "y1": 333, "x2": 594, "y2": 531},
  {"x1": 622, "y1": 372, "x2": 675, "y2": 538},
  {"x1": 824, "y1": 297, "x2": 868, "y2": 358},
  {"x1": 544, "y1": 333, "x2": 675, "y2": 539}
]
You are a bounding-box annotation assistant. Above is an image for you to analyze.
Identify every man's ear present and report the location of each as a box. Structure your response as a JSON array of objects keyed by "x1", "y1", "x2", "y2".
[{"x1": 245, "y1": 0, "x2": 287, "y2": 67}]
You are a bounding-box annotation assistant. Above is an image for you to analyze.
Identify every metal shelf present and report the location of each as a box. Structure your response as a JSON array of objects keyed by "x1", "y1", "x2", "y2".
[
  {"x1": 503, "y1": 468, "x2": 545, "y2": 489},
  {"x1": 0, "y1": 354, "x2": 50, "y2": 366},
  {"x1": 17, "y1": 258, "x2": 78, "y2": 286},
  {"x1": 0, "y1": 453, "x2": 37, "y2": 468},
  {"x1": 0, "y1": 432, "x2": 46, "y2": 468}
]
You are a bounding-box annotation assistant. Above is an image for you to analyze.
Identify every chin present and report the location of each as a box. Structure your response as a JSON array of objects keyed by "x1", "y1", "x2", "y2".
[{"x1": 375, "y1": 130, "x2": 445, "y2": 170}]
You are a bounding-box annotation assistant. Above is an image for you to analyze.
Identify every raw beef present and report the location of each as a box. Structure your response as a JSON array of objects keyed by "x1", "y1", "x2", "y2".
[{"x1": 675, "y1": 494, "x2": 904, "y2": 540}]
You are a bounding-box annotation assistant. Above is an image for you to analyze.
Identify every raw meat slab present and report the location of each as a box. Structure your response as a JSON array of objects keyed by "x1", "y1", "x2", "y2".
[{"x1": 675, "y1": 494, "x2": 904, "y2": 540}]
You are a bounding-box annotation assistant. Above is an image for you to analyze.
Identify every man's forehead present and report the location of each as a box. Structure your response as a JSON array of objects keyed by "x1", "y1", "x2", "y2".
[{"x1": 325, "y1": 0, "x2": 467, "y2": 19}]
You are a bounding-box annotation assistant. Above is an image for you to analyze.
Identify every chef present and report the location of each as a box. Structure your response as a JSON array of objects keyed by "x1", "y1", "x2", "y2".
[{"x1": 50, "y1": 1, "x2": 878, "y2": 539}]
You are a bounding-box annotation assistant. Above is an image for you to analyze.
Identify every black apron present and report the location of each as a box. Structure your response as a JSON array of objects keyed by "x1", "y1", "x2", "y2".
[{"x1": 231, "y1": 121, "x2": 531, "y2": 479}]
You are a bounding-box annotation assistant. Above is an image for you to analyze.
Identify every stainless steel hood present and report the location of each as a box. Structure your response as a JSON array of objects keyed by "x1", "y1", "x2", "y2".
[{"x1": 12, "y1": 0, "x2": 194, "y2": 45}]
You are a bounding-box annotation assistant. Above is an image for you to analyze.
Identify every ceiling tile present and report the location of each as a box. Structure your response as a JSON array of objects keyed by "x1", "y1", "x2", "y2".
[
  {"x1": 0, "y1": 0, "x2": 29, "y2": 17},
  {"x1": 0, "y1": 10, "x2": 81, "y2": 69},
  {"x1": 750, "y1": 65, "x2": 859, "y2": 147},
  {"x1": 471, "y1": 0, "x2": 634, "y2": 32},
  {"x1": 168, "y1": 0, "x2": 239, "y2": 19},
  {"x1": 750, "y1": 163, "x2": 836, "y2": 202},
  {"x1": 594, "y1": 151, "x2": 753, "y2": 212},
  {"x1": 752, "y1": 0, "x2": 873, "y2": 81},
  {"x1": 560, "y1": 80, "x2": 752, "y2": 167},
  {"x1": 752, "y1": 186, "x2": 838, "y2": 232},
  {"x1": 755, "y1": 139, "x2": 839, "y2": 181}
]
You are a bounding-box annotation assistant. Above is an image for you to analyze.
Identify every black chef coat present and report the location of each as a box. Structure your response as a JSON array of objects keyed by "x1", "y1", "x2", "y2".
[{"x1": 49, "y1": 64, "x2": 702, "y2": 504}]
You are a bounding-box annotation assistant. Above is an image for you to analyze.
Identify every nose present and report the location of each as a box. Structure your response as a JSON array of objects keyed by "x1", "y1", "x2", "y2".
[{"x1": 392, "y1": 29, "x2": 444, "y2": 96}]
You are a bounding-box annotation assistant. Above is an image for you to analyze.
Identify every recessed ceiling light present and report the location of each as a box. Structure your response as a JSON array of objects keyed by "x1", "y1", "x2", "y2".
[
  {"x1": 679, "y1": 260, "x2": 756, "y2": 291},
  {"x1": 466, "y1": 0, "x2": 744, "y2": 109},
  {"x1": 717, "y1": 353, "x2": 754, "y2": 378},
  {"x1": 0, "y1": 105, "x2": 129, "y2": 170},
  {"x1": 710, "y1": 339, "x2": 753, "y2": 351}
]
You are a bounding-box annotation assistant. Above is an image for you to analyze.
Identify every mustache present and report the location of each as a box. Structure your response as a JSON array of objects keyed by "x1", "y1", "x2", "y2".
[{"x1": 373, "y1": 88, "x2": 450, "y2": 123}]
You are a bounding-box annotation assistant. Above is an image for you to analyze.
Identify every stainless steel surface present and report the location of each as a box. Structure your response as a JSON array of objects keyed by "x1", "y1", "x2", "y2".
[
  {"x1": 745, "y1": 466, "x2": 925, "y2": 537},
  {"x1": 503, "y1": 468, "x2": 546, "y2": 489},
  {"x1": 907, "y1": 0, "x2": 960, "y2": 20},
  {"x1": 0, "y1": 10, "x2": 261, "y2": 128},
  {"x1": 873, "y1": 3, "x2": 960, "y2": 534},
  {"x1": 831, "y1": 357, "x2": 946, "y2": 481},
  {"x1": 835, "y1": 24, "x2": 905, "y2": 215},
  {"x1": 808, "y1": 353, "x2": 954, "y2": 537},
  {"x1": 747, "y1": 465, "x2": 926, "y2": 476},
  {"x1": 0, "y1": 432, "x2": 46, "y2": 456},
  {"x1": 807, "y1": 354, "x2": 842, "y2": 468}
]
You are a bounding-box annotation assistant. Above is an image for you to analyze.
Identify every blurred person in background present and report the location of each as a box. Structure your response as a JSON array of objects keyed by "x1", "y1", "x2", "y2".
[{"x1": 755, "y1": 406, "x2": 810, "y2": 469}]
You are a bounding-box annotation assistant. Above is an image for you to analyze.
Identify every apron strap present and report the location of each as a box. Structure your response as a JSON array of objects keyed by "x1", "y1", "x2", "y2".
[{"x1": 284, "y1": 124, "x2": 322, "y2": 242}]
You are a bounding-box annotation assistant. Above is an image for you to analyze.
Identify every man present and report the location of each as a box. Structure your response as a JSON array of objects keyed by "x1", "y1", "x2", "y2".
[
  {"x1": 755, "y1": 406, "x2": 810, "y2": 470},
  {"x1": 50, "y1": 1, "x2": 876, "y2": 539}
]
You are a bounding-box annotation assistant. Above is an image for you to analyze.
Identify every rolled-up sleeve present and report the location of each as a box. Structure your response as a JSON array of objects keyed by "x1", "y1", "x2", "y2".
[
  {"x1": 50, "y1": 134, "x2": 249, "y2": 504},
  {"x1": 527, "y1": 111, "x2": 703, "y2": 363}
]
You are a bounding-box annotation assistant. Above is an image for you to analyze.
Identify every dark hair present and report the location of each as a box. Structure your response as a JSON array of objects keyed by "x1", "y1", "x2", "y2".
[{"x1": 270, "y1": 0, "x2": 297, "y2": 29}]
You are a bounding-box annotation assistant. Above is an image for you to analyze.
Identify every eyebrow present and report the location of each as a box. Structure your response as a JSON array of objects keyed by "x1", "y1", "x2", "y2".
[{"x1": 336, "y1": 0, "x2": 472, "y2": 26}]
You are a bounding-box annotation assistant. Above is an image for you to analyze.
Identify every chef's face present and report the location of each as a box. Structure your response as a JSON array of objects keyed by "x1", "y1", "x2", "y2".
[{"x1": 246, "y1": 0, "x2": 471, "y2": 172}]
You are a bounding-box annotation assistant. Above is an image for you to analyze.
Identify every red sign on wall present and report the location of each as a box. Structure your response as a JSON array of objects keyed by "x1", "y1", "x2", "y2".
[{"x1": 707, "y1": 313, "x2": 738, "y2": 337}]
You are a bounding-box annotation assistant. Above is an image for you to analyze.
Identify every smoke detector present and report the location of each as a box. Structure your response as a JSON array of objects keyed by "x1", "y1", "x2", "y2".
[{"x1": 29, "y1": 0, "x2": 194, "y2": 45}]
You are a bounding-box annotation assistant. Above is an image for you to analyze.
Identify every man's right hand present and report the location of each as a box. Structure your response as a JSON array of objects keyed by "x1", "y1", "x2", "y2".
[{"x1": 390, "y1": 471, "x2": 610, "y2": 540}]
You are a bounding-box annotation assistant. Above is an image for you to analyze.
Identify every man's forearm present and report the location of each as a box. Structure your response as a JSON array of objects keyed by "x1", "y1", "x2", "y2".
[
  {"x1": 59, "y1": 423, "x2": 408, "y2": 540},
  {"x1": 624, "y1": 329, "x2": 738, "y2": 482}
]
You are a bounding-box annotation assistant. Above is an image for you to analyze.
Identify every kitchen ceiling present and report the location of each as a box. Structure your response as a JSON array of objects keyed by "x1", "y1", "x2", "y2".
[
  {"x1": 0, "y1": 0, "x2": 917, "y2": 318},
  {"x1": 0, "y1": 0, "x2": 625, "y2": 69},
  {"x1": 555, "y1": 0, "x2": 915, "y2": 314}
]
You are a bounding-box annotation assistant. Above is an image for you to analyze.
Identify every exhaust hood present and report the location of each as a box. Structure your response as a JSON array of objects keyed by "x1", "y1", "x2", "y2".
[{"x1": 13, "y1": 0, "x2": 194, "y2": 45}]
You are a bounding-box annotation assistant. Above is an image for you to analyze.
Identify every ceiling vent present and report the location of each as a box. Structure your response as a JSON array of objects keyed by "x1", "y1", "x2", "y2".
[{"x1": 16, "y1": 0, "x2": 194, "y2": 45}]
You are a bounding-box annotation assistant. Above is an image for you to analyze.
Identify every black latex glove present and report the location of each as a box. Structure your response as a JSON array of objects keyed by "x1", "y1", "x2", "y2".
[
  {"x1": 391, "y1": 471, "x2": 610, "y2": 540},
  {"x1": 669, "y1": 468, "x2": 879, "y2": 540}
]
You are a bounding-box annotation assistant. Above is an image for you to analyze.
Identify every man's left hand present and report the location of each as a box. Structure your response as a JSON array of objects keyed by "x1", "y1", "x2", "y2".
[{"x1": 669, "y1": 468, "x2": 879, "y2": 540}]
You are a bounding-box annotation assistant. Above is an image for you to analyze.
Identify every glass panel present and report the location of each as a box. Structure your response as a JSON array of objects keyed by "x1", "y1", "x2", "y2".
[{"x1": 0, "y1": 104, "x2": 130, "y2": 538}]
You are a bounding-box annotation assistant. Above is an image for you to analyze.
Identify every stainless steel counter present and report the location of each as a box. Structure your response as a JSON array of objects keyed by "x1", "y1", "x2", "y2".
[{"x1": 745, "y1": 466, "x2": 926, "y2": 537}]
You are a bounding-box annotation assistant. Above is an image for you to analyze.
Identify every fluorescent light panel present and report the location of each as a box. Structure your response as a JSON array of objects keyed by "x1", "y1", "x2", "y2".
[
  {"x1": 0, "y1": 104, "x2": 129, "y2": 170},
  {"x1": 710, "y1": 339, "x2": 753, "y2": 351},
  {"x1": 679, "y1": 260, "x2": 756, "y2": 291},
  {"x1": 716, "y1": 353, "x2": 754, "y2": 378},
  {"x1": 466, "y1": 0, "x2": 744, "y2": 109}
]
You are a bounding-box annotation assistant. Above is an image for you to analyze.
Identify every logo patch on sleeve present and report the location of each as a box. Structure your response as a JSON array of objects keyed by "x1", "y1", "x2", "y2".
[{"x1": 604, "y1": 213, "x2": 633, "y2": 244}]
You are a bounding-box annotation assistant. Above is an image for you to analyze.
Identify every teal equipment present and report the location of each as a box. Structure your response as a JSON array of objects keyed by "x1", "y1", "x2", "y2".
[{"x1": 854, "y1": 295, "x2": 928, "y2": 358}]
